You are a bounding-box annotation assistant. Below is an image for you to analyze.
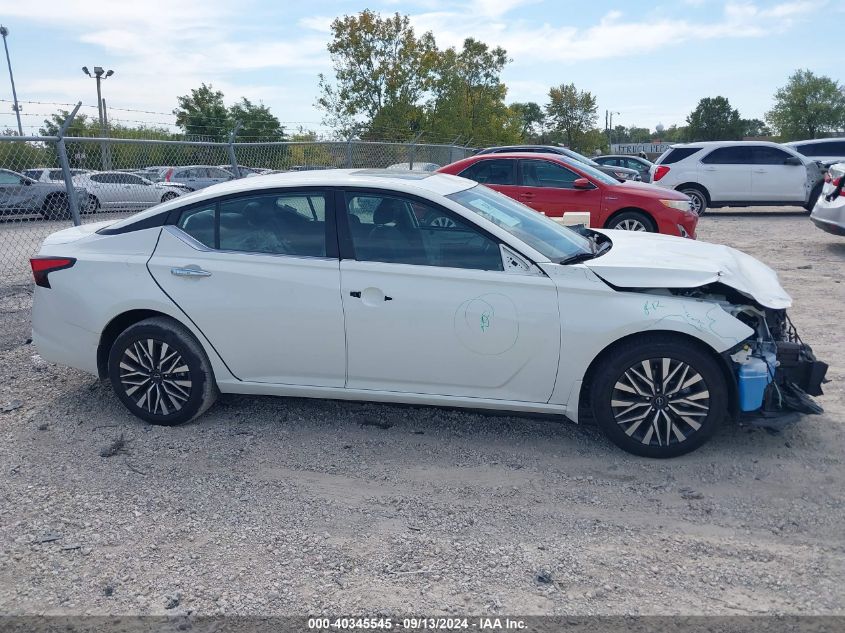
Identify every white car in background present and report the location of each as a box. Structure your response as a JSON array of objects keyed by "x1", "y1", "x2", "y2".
[
  {"x1": 23, "y1": 167, "x2": 92, "y2": 183},
  {"x1": 29, "y1": 170, "x2": 827, "y2": 458},
  {"x1": 810, "y1": 162, "x2": 845, "y2": 236},
  {"x1": 784, "y1": 137, "x2": 845, "y2": 166},
  {"x1": 650, "y1": 141, "x2": 824, "y2": 215},
  {"x1": 73, "y1": 171, "x2": 189, "y2": 213}
]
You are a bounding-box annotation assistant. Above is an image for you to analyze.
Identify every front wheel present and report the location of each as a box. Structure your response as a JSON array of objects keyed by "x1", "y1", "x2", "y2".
[
  {"x1": 605, "y1": 210, "x2": 656, "y2": 232},
  {"x1": 84, "y1": 195, "x2": 100, "y2": 214},
  {"x1": 41, "y1": 194, "x2": 70, "y2": 220},
  {"x1": 679, "y1": 187, "x2": 708, "y2": 216},
  {"x1": 590, "y1": 337, "x2": 727, "y2": 458},
  {"x1": 108, "y1": 317, "x2": 217, "y2": 426},
  {"x1": 161, "y1": 191, "x2": 179, "y2": 203}
]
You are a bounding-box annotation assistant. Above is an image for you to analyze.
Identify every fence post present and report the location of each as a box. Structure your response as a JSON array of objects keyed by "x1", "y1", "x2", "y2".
[
  {"x1": 407, "y1": 132, "x2": 423, "y2": 171},
  {"x1": 346, "y1": 136, "x2": 354, "y2": 168},
  {"x1": 228, "y1": 121, "x2": 242, "y2": 177},
  {"x1": 56, "y1": 102, "x2": 82, "y2": 227}
]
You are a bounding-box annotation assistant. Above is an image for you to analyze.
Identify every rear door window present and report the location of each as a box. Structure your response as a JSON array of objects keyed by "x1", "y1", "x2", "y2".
[
  {"x1": 701, "y1": 146, "x2": 753, "y2": 164},
  {"x1": 458, "y1": 159, "x2": 516, "y2": 185}
]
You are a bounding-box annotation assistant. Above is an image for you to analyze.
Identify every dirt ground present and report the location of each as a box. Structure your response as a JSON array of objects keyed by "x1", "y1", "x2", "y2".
[{"x1": 0, "y1": 209, "x2": 843, "y2": 616}]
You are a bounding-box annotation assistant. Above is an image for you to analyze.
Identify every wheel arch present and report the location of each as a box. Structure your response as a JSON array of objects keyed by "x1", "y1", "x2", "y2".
[
  {"x1": 603, "y1": 207, "x2": 657, "y2": 231},
  {"x1": 576, "y1": 330, "x2": 738, "y2": 423},
  {"x1": 674, "y1": 182, "x2": 710, "y2": 203},
  {"x1": 97, "y1": 309, "x2": 182, "y2": 379}
]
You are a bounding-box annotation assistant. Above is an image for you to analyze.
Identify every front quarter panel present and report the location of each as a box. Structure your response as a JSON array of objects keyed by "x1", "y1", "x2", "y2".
[{"x1": 540, "y1": 263, "x2": 754, "y2": 417}]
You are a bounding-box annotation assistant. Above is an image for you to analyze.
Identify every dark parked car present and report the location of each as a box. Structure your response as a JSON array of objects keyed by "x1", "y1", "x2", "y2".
[
  {"x1": 477, "y1": 145, "x2": 641, "y2": 182},
  {"x1": 0, "y1": 168, "x2": 86, "y2": 220},
  {"x1": 594, "y1": 154, "x2": 655, "y2": 182}
]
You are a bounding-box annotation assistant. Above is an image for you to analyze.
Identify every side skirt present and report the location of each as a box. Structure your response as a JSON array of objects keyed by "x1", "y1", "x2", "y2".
[{"x1": 216, "y1": 379, "x2": 570, "y2": 417}]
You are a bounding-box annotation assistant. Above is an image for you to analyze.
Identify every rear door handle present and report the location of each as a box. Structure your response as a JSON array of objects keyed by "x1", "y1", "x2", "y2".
[
  {"x1": 753, "y1": 169, "x2": 767, "y2": 173},
  {"x1": 171, "y1": 267, "x2": 212, "y2": 277},
  {"x1": 350, "y1": 290, "x2": 392, "y2": 301}
]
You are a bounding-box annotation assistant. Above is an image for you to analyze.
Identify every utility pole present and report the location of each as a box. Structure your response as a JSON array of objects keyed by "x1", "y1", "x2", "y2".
[
  {"x1": 82, "y1": 65, "x2": 114, "y2": 169},
  {"x1": 0, "y1": 25, "x2": 23, "y2": 136}
]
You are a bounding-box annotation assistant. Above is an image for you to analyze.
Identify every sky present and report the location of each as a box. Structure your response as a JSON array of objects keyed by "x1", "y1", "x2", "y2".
[{"x1": 0, "y1": 0, "x2": 839, "y2": 139}]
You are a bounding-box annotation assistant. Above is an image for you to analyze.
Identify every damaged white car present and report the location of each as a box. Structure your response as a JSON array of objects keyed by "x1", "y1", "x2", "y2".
[{"x1": 30, "y1": 171, "x2": 828, "y2": 457}]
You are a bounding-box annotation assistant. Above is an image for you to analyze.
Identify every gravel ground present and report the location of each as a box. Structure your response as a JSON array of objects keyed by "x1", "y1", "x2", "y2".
[{"x1": 0, "y1": 209, "x2": 843, "y2": 616}]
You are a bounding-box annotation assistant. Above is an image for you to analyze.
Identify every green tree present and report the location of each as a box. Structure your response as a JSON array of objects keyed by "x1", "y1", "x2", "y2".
[
  {"x1": 545, "y1": 83, "x2": 598, "y2": 149},
  {"x1": 229, "y1": 98, "x2": 286, "y2": 142},
  {"x1": 510, "y1": 101, "x2": 545, "y2": 141},
  {"x1": 39, "y1": 110, "x2": 100, "y2": 137},
  {"x1": 317, "y1": 10, "x2": 438, "y2": 140},
  {"x1": 766, "y1": 69, "x2": 845, "y2": 140},
  {"x1": 426, "y1": 38, "x2": 521, "y2": 146},
  {"x1": 685, "y1": 96, "x2": 742, "y2": 141},
  {"x1": 740, "y1": 118, "x2": 771, "y2": 138},
  {"x1": 627, "y1": 126, "x2": 651, "y2": 143},
  {"x1": 173, "y1": 83, "x2": 229, "y2": 141}
]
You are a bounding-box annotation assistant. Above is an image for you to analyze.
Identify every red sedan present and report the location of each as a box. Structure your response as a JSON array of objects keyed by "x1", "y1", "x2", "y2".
[{"x1": 437, "y1": 152, "x2": 698, "y2": 238}]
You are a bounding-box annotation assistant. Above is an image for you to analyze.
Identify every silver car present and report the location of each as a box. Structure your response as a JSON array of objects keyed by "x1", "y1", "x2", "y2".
[
  {"x1": 0, "y1": 168, "x2": 87, "y2": 220},
  {"x1": 158, "y1": 165, "x2": 235, "y2": 190},
  {"x1": 594, "y1": 154, "x2": 655, "y2": 183},
  {"x1": 810, "y1": 162, "x2": 845, "y2": 236}
]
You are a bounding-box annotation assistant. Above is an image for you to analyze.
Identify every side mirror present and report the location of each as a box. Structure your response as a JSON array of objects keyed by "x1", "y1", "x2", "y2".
[
  {"x1": 573, "y1": 177, "x2": 592, "y2": 189},
  {"x1": 784, "y1": 156, "x2": 803, "y2": 166},
  {"x1": 20, "y1": 178, "x2": 30, "y2": 186}
]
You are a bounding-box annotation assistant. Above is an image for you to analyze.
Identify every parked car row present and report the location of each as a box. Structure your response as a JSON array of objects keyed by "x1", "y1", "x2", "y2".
[{"x1": 437, "y1": 152, "x2": 697, "y2": 237}]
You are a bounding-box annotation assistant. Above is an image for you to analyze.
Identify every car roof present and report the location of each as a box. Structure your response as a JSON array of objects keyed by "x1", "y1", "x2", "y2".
[
  {"x1": 669, "y1": 140, "x2": 793, "y2": 149},
  {"x1": 596, "y1": 154, "x2": 649, "y2": 160},
  {"x1": 783, "y1": 137, "x2": 845, "y2": 146},
  {"x1": 103, "y1": 169, "x2": 478, "y2": 231}
]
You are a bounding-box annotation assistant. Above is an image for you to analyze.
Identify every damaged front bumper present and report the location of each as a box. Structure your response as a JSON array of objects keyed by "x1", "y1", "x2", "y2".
[{"x1": 728, "y1": 311, "x2": 829, "y2": 431}]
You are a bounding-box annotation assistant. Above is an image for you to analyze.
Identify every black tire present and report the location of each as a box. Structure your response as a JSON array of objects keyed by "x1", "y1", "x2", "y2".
[
  {"x1": 161, "y1": 192, "x2": 179, "y2": 203},
  {"x1": 41, "y1": 193, "x2": 70, "y2": 220},
  {"x1": 107, "y1": 316, "x2": 217, "y2": 426},
  {"x1": 605, "y1": 210, "x2": 656, "y2": 232},
  {"x1": 590, "y1": 336, "x2": 727, "y2": 458},
  {"x1": 84, "y1": 195, "x2": 100, "y2": 214},
  {"x1": 804, "y1": 182, "x2": 823, "y2": 213},
  {"x1": 678, "y1": 186, "x2": 708, "y2": 216}
]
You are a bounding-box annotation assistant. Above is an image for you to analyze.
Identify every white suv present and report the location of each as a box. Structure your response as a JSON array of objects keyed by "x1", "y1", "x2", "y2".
[{"x1": 650, "y1": 141, "x2": 823, "y2": 215}]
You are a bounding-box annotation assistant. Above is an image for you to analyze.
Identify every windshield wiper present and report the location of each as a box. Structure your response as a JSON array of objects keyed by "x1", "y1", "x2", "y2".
[{"x1": 556, "y1": 237, "x2": 611, "y2": 265}]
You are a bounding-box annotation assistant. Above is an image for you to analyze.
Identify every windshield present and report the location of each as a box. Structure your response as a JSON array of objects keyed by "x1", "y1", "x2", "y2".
[
  {"x1": 447, "y1": 185, "x2": 594, "y2": 262},
  {"x1": 561, "y1": 147, "x2": 602, "y2": 168}
]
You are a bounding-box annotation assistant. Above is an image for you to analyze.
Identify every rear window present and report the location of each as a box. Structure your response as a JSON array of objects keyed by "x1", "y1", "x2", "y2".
[{"x1": 657, "y1": 147, "x2": 702, "y2": 165}]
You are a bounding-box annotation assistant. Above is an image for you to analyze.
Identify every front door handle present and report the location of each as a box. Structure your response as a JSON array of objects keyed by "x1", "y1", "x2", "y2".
[{"x1": 171, "y1": 267, "x2": 212, "y2": 277}]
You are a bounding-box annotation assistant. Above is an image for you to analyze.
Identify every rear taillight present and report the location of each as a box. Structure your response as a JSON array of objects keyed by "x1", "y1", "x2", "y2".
[
  {"x1": 165, "y1": 169, "x2": 173, "y2": 182},
  {"x1": 824, "y1": 171, "x2": 831, "y2": 183},
  {"x1": 654, "y1": 165, "x2": 670, "y2": 182},
  {"x1": 30, "y1": 257, "x2": 75, "y2": 288}
]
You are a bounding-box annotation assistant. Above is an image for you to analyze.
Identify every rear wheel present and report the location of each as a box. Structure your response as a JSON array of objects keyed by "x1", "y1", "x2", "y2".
[
  {"x1": 107, "y1": 317, "x2": 217, "y2": 426},
  {"x1": 606, "y1": 210, "x2": 656, "y2": 232},
  {"x1": 679, "y1": 186, "x2": 708, "y2": 216},
  {"x1": 590, "y1": 337, "x2": 727, "y2": 458},
  {"x1": 161, "y1": 191, "x2": 179, "y2": 203}
]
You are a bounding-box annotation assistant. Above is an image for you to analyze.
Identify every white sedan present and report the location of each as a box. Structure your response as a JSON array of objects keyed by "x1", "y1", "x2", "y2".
[
  {"x1": 72, "y1": 171, "x2": 189, "y2": 212},
  {"x1": 30, "y1": 170, "x2": 828, "y2": 457}
]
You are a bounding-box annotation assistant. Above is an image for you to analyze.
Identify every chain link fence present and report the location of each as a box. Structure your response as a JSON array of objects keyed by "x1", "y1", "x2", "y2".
[{"x1": 0, "y1": 126, "x2": 472, "y2": 284}]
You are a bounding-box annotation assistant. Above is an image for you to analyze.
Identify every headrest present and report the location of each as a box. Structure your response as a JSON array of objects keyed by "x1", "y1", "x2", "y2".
[{"x1": 373, "y1": 198, "x2": 405, "y2": 225}]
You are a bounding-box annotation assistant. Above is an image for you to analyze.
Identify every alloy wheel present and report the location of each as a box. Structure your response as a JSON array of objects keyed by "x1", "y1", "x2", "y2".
[
  {"x1": 119, "y1": 338, "x2": 192, "y2": 415},
  {"x1": 616, "y1": 218, "x2": 648, "y2": 231},
  {"x1": 610, "y1": 357, "x2": 710, "y2": 447}
]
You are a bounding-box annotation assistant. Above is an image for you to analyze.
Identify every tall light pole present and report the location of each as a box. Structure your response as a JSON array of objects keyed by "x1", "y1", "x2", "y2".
[
  {"x1": 82, "y1": 65, "x2": 114, "y2": 168},
  {"x1": 0, "y1": 25, "x2": 23, "y2": 136},
  {"x1": 606, "y1": 110, "x2": 620, "y2": 149}
]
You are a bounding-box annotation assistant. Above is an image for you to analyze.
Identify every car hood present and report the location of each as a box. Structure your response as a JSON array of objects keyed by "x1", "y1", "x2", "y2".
[{"x1": 583, "y1": 230, "x2": 792, "y2": 309}]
